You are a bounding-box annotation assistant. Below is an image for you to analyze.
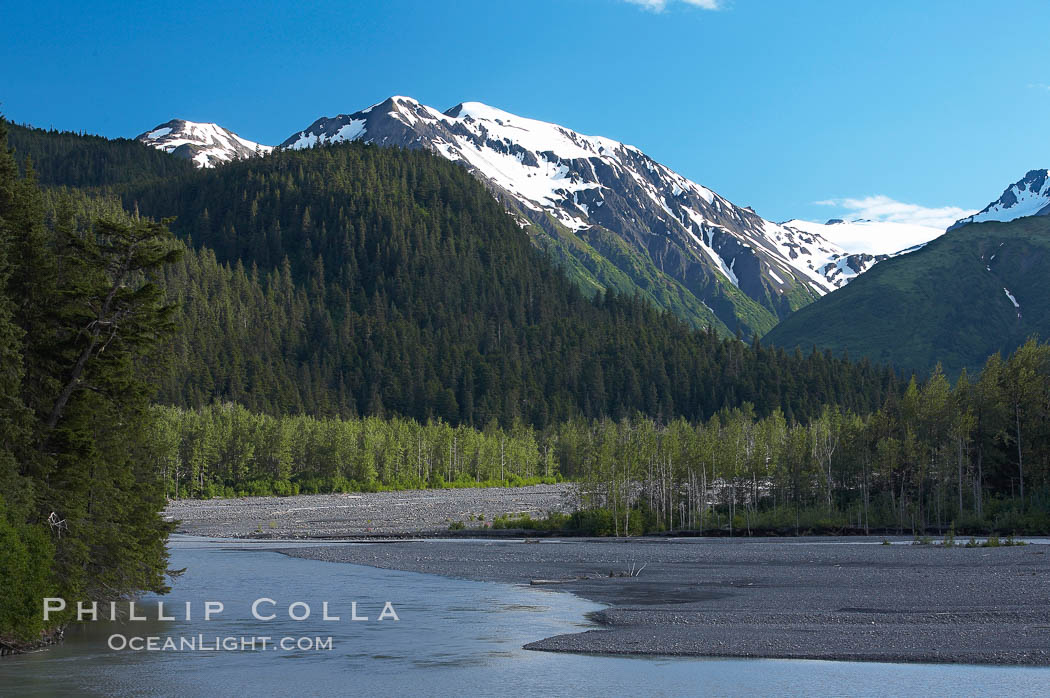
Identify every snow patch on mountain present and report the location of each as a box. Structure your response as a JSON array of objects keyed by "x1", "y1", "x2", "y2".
[
  {"x1": 767, "y1": 220, "x2": 888, "y2": 290},
  {"x1": 284, "y1": 119, "x2": 366, "y2": 150},
  {"x1": 951, "y1": 169, "x2": 1050, "y2": 230},
  {"x1": 1004, "y1": 287, "x2": 1020, "y2": 308},
  {"x1": 781, "y1": 218, "x2": 944, "y2": 256},
  {"x1": 136, "y1": 120, "x2": 273, "y2": 168}
]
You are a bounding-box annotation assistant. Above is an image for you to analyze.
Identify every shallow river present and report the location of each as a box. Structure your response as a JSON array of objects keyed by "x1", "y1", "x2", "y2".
[{"x1": 2, "y1": 536, "x2": 1049, "y2": 696}]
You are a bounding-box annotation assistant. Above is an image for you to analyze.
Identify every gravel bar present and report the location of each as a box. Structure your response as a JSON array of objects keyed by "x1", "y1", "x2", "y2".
[
  {"x1": 165, "y1": 484, "x2": 574, "y2": 538},
  {"x1": 280, "y1": 536, "x2": 1050, "y2": 665}
]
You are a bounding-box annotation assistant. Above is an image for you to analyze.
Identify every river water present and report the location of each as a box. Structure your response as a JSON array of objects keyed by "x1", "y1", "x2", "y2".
[{"x1": 2, "y1": 536, "x2": 1048, "y2": 696}]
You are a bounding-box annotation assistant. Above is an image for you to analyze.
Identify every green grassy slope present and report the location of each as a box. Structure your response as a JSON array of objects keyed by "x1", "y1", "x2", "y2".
[
  {"x1": 527, "y1": 212, "x2": 785, "y2": 337},
  {"x1": 763, "y1": 217, "x2": 1050, "y2": 375}
]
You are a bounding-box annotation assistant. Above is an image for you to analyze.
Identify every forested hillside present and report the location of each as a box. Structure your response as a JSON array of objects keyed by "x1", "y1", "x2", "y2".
[
  {"x1": 6, "y1": 123, "x2": 905, "y2": 427},
  {"x1": 4, "y1": 128, "x2": 909, "y2": 427},
  {"x1": 120, "y1": 143, "x2": 900, "y2": 426}
]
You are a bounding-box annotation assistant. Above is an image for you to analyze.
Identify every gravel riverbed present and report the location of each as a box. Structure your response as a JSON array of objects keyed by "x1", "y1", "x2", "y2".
[
  {"x1": 165, "y1": 484, "x2": 574, "y2": 538},
  {"x1": 282, "y1": 536, "x2": 1050, "y2": 665},
  {"x1": 168, "y1": 489, "x2": 1050, "y2": 665}
]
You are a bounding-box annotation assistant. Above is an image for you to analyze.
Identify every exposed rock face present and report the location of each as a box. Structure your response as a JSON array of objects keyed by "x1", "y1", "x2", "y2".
[{"x1": 951, "y1": 169, "x2": 1050, "y2": 230}]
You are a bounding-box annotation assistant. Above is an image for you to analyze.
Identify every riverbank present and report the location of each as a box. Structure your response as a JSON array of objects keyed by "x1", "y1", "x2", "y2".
[
  {"x1": 281, "y1": 537, "x2": 1050, "y2": 665},
  {"x1": 165, "y1": 484, "x2": 574, "y2": 538},
  {"x1": 0, "y1": 627, "x2": 64, "y2": 657}
]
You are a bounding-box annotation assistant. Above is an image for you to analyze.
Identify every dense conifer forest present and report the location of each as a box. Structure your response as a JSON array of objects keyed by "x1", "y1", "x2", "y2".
[
  {"x1": 6, "y1": 123, "x2": 195, "y2": 189},
  {"x1": 127, "y1": 141, "x2": 903, "y2": 426}
]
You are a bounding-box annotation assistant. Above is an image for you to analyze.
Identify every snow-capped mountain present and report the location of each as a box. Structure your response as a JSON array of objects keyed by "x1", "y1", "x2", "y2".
[
  {"x1": 950, "y1": 169, "x2": 1050, "y2": 231},
  {"x1": 782, "y1": 218, "x2": 945, "y2": 256},
  {"x1": 279, "y1": 96, "x2": 877, "y2": 335},
  {"x1": 135, "y1": 98, "x2": 923, "y2": 335},
  {"x1": 136, "y1": 120, "x2": 272, "y2": 168},
  {"x1": 777, "y1": 220, "x2": 888, "y2": 287}
]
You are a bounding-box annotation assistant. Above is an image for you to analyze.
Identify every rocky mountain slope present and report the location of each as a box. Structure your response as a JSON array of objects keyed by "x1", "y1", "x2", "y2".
[
  {"x1": 278, "y1": 97, "x2": 872, "y2": 336},
  {"x1": 950, "y1": 169, "x2": 1050, "y2": 230}
]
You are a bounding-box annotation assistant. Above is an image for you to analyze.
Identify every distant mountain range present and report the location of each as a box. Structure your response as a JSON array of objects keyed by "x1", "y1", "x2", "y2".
[
  {"x1": 135, "y1": 100, "x2": 900, "y2": 336},
  {"x1": 135, "y1": 100, "x2": 1049, "y2": 341},
  {"x1": 763, "y1": 168, "x2": 1050, "y2": 373}
]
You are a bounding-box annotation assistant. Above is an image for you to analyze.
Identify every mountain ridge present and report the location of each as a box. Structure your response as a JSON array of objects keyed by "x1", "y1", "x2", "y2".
[
  {"x1": 272, "y1": 96, "x2": 878, "y2": 336},
  {"x1": 949, "y1": 168, "x2": 1050, "y2": 230},
  {"x1": 763, "y1": 216, "x2": 1050, "y2": 376},
  {"x1": 135, "y1": 98, "x2": 1047, "y2": 339}
]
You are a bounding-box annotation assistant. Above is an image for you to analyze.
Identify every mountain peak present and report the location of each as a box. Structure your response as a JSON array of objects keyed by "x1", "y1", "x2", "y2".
[
  {"x1": 363, "y1": 95, "x2": 421, "y2": 112},
  {"x1": 950, "y1": 168, "x2": 1050, "y2": 230},
  {"x1": 136, "y1": 119, "x2": 272, "y2": 168},
  {"x1": 443, "y1": 101, "x2": 516, "y2": 121}
]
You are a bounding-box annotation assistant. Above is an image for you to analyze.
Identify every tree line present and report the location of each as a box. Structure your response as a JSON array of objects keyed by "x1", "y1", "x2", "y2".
[
  {"x1": 147, "y1": 403, "x2": 555, "y2": 498},
  {"x1": 5, "y1": 122, "x2": 195, "y2": 190},
  {"x1": 563, "y1": 339, "x2": 1050, "y2": 536}
]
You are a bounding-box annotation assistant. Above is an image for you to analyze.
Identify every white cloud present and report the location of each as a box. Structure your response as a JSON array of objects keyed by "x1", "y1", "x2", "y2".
[
  {"x1": 814, "y1": 195, "x2": 976, "y2": 231},
  {"x1": 1027, "y1": 83, "x2": 1050, "y2": 91},
  {"x1": 623, "y1": 0, "x2": 720, "y2": 12}
]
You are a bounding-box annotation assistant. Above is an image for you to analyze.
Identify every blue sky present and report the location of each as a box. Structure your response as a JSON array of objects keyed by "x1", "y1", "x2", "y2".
[{"x1": 2, "y1": 0, "x2": 1048, "y2": 225}]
